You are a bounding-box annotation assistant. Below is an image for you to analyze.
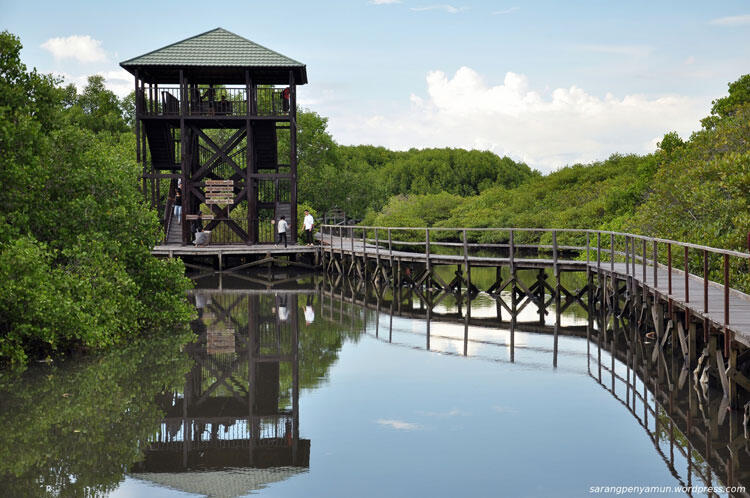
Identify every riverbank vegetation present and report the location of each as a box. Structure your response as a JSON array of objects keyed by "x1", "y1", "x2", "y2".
[{"x1": 0, "y1": 32, "x2": 193, "y2": 371}]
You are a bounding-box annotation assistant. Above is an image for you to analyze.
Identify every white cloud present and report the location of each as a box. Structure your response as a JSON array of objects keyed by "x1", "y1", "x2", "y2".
[
  {"x1": 576, "y1": 44, "x2": 652, "y2": 58},
  {"x1": 492, "y1": 7, "x2": 519, "y2": 15},
  {"x1": 370, "y1": 0, "x2": 401, "y2": 3},
  {"x1": 56, "y1": 69, "x2": 133, "y2": 98},
  {"x1": 41, "y1": 35, "x2": 108, "y2": 63},
  {"x1": 709, "y1": 14, "x2": 750, "y2": 26},
  {"x1": 375, "y1": 418, "x2": 422, "y2": 430},
  {"x1": 327, "y1": 67, "x2": 707, "y2": 172},
  {"x1": 416, "y1": 408, "x2": 469, "y2": 417},
  {"x1": 684, "y1": 56, "x2": 696, "y2": 65},
  {"x1": 410, "y1": 4, "x2": 467, "y2": 13}
]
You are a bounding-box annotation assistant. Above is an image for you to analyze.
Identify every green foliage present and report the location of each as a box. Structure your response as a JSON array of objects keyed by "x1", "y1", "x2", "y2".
[
  {"x1": 64, "y1": 75, "x2": 130, "y2": 134},
  {"x1": 362, "y1": 192, "x2": 464, "y2": 229},
  {"x1": 701, "y1": 74, "x2": 750, "y2": 129},
  {"x1": 362, "y1": 153, "x2": 657, "y2": 247},
  {"x1": 280, "y1": 109, "x2": 535, "y2": 219},
  {"x1": 629, "y1": 104, "x2": 750, "y2": 291},
  {"x1": 657, "y1": 131, "x2": 684, "y2": 158},
  {"x1": 0, "y1": 31, "x2": 193, "y2": 370},
  {"x1": 0, "y1": 330, "x2": 193, "y2": 496}
]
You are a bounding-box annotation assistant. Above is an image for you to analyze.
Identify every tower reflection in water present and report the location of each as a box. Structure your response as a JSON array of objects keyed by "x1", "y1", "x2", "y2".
[{"x1": 131, "y1": 289, "x2": 309, "y2": 495}]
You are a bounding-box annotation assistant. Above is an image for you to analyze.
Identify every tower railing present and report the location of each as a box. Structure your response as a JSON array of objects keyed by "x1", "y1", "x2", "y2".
[{"x1": 137, "y1": 86, "x2": 289, "y2": 118}]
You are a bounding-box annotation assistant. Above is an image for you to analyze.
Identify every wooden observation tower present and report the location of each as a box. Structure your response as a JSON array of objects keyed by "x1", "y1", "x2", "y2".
[{"x1": 121, "y1": 28, "x2": 307, "y2": 245}]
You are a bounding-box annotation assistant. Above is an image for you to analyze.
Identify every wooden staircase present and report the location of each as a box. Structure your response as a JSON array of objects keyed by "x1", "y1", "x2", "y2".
[
  {"x1": 255, "y1": 121, "x2": 278, "y2": 170},
  {"x1": 144, "y1": 121, "x2": 179, "y2": 170},
  {"x1": 166, "y1": 216, "x2": 182, "y2": 245}
]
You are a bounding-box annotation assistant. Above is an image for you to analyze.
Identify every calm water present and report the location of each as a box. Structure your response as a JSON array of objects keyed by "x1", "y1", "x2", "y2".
[{"x1": 0, "y1": 270, "x2": 745, "y2": 497}]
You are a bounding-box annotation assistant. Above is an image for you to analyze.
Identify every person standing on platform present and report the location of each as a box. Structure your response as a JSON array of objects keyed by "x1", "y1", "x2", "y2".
[
  {"x1": 303, "y1": 210, "x2": 315, "y2": 246},
  {"x1": 276, "y1": 216, "x2": 288, "y2": 248},
  {"x1": 173, "y1": 187, "x2": 182, "y2": 224}
]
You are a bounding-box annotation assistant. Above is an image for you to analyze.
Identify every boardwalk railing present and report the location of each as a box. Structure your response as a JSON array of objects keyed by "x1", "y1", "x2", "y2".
[{"x1": 320, "y1": 225, "x2": 750, "y2": 345}]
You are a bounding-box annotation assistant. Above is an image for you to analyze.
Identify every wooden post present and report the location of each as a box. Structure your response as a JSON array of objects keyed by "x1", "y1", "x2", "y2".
[
  {"x1": 684, "y1": 246, "x2": 689, "y2": 303},
  {"x1": 586, "y1": 269, "x2": 593, "y2": 367},
  {"x1": 703, "y1": 250, "x2": 708, "y2": 314},
  {"x1": 625, "y1": 236, "x2": 630, "y2": 275},
  {"x1": 729, "y1": 346, "x2": 737, "y2": 408},
  {"x1": 375, "y1": 228, "x2": 380, "y2": 281},
  {"x1": 245, "y1": 70, "x2": 255, "y2": 243},
  {"x1": 510, "y1": 265, "x2": 517, "y2": 363},
  {"x1": 610, "y1": 233, "x2": 615, "y2": 273},
  {"x1": 179, "y1": 70, "x2": 187, "y2": 245},
  {"x1": 389, "y1": 229, "x2": 395, "y2": 285},
  {"x1": 462, "y1": 229, "x2": 470, "y2": 295},
  {"x1": 554, "y1": 267, "x2": 561, "y2": 368},
  {"x1": 653, "y1": 240, "x2": 658, "y2": 289},
  {"x1": 497, "y1": 266, "x2": 504, "y2": 322},
  {"x1": 552, "y1": 230, "x2": 559, "y2": 277},
  {"x1": 667, "y1": 243, "x2": 672, "y2": 295},
  {"x1": 362, "y1": 228, "x2": 367, "y2": 282},
  {"x1": 425, "y1": 228, "x2": 431, "y2": 290},
  {"x1": 289, "y1": 71, "x2": 298, "y2": 244},
  {"x1": 688, "y1": 316, "x2": 696, "y2": 369},
  {"x1": 134, "y1": 70, "x2": 143, "y2": 195},
  {"x1": 724, "y1": 253, "x2": 730, "y2": 357}
]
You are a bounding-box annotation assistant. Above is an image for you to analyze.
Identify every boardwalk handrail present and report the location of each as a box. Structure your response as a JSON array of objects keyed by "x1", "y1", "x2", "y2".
[
  {"x1": 320, "y1": 224, "x2": 750, "y2": 353},
  {"x1": 324, "y1": 225, "x2": 750, "y2": 258}
]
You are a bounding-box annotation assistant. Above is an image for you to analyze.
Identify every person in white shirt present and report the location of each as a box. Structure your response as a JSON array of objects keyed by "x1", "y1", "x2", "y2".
[
  {"x1": 277, "y1": 294, "x2": 288, "y2": 322},
  {"x1": 276, "y1": 216, "x2": 288, "y2": 248},
  {"x1": 303, "y1": 210, "x2": 315, "y2": 246},
  {"x1": 304, "y1": 296, "x2": 315, "y2": 324}
]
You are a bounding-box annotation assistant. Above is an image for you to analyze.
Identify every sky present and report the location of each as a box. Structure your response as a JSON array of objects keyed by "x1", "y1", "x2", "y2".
[{"x1": 2, "y1": 0, "x2": 749, "y2": 171}]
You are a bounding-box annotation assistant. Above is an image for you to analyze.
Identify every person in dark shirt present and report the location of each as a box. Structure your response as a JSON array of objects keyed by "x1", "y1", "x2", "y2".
[{"x1": 174, "y1": 188, "x2": 182, "y2": 224}]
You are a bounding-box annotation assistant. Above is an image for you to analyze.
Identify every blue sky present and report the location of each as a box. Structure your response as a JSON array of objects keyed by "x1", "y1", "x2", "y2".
[{"x1": 3, "y1": 0, "x2": 749, "y2": 170}]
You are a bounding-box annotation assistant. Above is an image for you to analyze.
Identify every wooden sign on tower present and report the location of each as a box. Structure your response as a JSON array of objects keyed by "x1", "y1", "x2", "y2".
[{"x1": 205, "y1": 179, "x2": 234, "y2": 205}]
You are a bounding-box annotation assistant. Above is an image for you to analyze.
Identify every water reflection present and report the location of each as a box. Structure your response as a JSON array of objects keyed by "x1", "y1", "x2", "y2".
[
  {"x1": 322, "y1": 274, "x2": 750, "y2": 495},
  {"x1": 0, "y1": 331, "x2": 192, "y2": 497},
  {"x1": 2, "y1": 269, "x2": 749, "y2": 497},
  {"x1": 321, "y1": 273, "x2": 589, "y2": 371},
  {"x1": 129, "y1": 288, "x2": 310, "y2": 495}
]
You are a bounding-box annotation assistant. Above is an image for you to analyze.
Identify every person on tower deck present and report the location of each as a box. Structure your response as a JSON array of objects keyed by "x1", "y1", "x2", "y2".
[
  {"x1": 282, "y1": 87, "x2": 290, "y2": 112},
  {"x1": 276, "y1": 216, "x2": 288, "y2": 248},
  {"x1": 303, "y1": 210, "x2": 315, "y2": 246}
]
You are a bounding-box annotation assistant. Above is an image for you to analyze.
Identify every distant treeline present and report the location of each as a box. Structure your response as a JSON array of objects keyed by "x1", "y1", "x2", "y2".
[{"x1": 279, "y1": 120, "x2": 537, "y2": 220}]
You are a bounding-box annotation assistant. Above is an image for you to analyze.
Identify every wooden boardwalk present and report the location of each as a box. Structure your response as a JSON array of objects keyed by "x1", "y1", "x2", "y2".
[
  {"x1": 320, "y1": 231, "x2": 750, "y2": 348},
  {"x1": 152, "y1": 243, "x2": 318, "y2": 257}
]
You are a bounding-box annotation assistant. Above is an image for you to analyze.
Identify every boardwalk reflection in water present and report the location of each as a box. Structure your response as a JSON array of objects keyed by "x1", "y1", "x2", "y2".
[{"x1": 321, "y1": 273, "x2": 750, "y2": 497}]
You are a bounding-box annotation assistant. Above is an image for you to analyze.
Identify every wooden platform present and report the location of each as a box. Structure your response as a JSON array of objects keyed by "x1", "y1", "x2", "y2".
[{"x1": 152, "y1": 243, "x2": 319, "y2": 257}]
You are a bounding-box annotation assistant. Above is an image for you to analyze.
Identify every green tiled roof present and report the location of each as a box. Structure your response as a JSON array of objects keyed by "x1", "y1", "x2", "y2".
[{"x1": 120, "y1": 28, "x2": 304, "y2": 68}]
